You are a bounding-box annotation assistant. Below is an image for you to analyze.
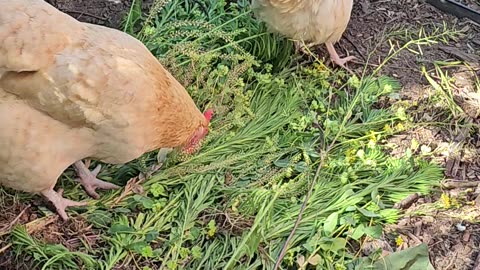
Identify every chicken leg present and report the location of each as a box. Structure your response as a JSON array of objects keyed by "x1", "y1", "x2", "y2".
[
  {"x1": 41, "y1": 188, "x2": 87, "y2": 221},
  {"x1": 73, "y1": 161, "x2": 120, "y2": 199},
  {"x1": 325, "y1": 42, "x2": 356, "y2": 69},
  {"x1": 294, "y1": 41, "x2": 355, "y2": 71}
]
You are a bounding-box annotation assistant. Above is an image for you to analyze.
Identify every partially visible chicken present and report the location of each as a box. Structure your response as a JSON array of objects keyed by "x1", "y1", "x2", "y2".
[
  {"x1": 0, "y1": 0, "x2": 212, "y2": 220},
  {"x1": 252, "y1": 0, "x2": 355, "y2": 68}
]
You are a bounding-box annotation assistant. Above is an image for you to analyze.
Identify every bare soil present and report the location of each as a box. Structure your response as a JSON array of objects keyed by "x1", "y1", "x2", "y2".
[
  {"x1": 45, "y1": 0, "x2": 134, "y2": 28},
  {"x1": 0, "y1": 0, "x2": 479, "y2": 269}
]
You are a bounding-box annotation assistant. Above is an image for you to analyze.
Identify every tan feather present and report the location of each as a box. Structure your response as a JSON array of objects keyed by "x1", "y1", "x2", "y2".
[{"x1": 252, "y1": 0, "x2": 353, "y2": 45}]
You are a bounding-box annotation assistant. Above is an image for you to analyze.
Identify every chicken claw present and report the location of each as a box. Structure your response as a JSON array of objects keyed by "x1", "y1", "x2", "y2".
[
  {"x1": 325, "y1": 42, "x2": 356, "y2": 70},
  {"x1": 294, "y1": 41, "x2": 355, "y2": 72},
  {"x1": 41, "y1": 188, "x2": 87, "y2": 221},
  {"x1": 73, "y1": 161, "x2": 120, "y2": 199}
]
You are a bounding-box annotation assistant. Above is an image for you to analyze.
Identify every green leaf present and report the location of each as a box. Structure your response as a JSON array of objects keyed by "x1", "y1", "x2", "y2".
[
  {"x1": 345, "y1": 206, "x2": 357, "y2": 212},
  {"x1": 191, "y1": 226, "x2": 201, "y2": 238},
  {"x1": 406, "y1": 148, "x2": 412, "y2": 158},
  {"x1": 351, "y1": 224, "x2": 365, "y2": 240},
  {"x1": 306, "y1": 148, "x2": 320, "y2": 158},
  {"x1": 166, "y1": 260, "x2": 177, "y2": 270},
  {"x1": 372, "y1": 244, "x2": 434, "y2": 270},
  {"x1": 127, "y1": 241, "x2": 148, "y2": 253},
  {"x1": 356, "y1": 207, "x2": 381, "y2": 218},
  {"x1": 302, "y1": 242, "x2": 314, "y2": 253},
  {"x1": 341, "y1": 214, "x2": 357, "y2": 226},
  {"x1": 274, "y1": 158, "x2": 290, "y2": 168},
  {"x1": 179, "y1": 247, "x2": 190, "y2": 259},
  {"x1": 294, "y1": 161, "x2": 308, "y2": 172},
  {"x1": 150, "y1": 183, "x2": 167, "y2": 198},
  {"x1": 245, "y1": 232, "x2": 261, "y2": 258},
  {"x1": 319, "y1": 237, "x2": 347, "y2": 253},
  {"x1": 330, "y1": 238, "x2": 347, "y2": 253},
  {"x1": 109, "y1": 224, "x2": 135, "y2": 234},
  {"x1": 153, "y1": 198, "x2": 168, "y2": 212},
  {"x1": 364, "y1": 225, "x2": 383, "y2": 239},
  {"x1": 87, "y1": 210, "x2": 113, "y2": 227},
  {"x1": 112, "y1": 207, "x2": 131, "y2": 214},
  {"x1": 207, "y1": 220, "x2": 217, "y2": 237},
  {"x1": 141, "y1": 246, "x2": 154, "y2": 258},
  {"x1": 145, "y1": 230, "x2": 159, "y2": 242},
  {"x1": 323, "y1": 212, "x2": 339, "y2": 236},
  {"x1": 370, "y1": 189, "x2": 386, "y2": 208},
  {"x1": 191, "y1": 246, "x2": 202, "y2": 259},
  {"x1": 133, "y1": 195, "x2": 155, "y2": 209},
  {"x1": 153, "y1": 248, "x2": 163, "y2": 257}
]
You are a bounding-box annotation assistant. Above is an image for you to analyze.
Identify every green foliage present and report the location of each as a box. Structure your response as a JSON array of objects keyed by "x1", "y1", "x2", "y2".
[
  {"x1": 353, "y1": 243, "x2": 434, "y2": 270},
  {"x1": 10, "y1": 226, "x2": 96, "y2": 270}
]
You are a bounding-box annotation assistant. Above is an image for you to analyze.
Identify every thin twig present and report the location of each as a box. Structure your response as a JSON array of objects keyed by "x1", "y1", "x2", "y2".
[
  {"x1": 0, "y1": 205, "x2": 31, "y2": 237},
  {"x1": 273, "y1": 149, "x2": 328, "y2": 270},
  {"x1": 0, "y1": 243, "x2": 12, "y2": 254},
  {"x1": 110, "y1": 162, "x2": 163, "y2": 206},
  {"x1": 112, "y1": 176, "x2": 144, "y2": 205},
  {"x1": 0, "y1": 215, "x2": 57, "y2": 254},
  {"x1": 393, "y1": 193, "x2": 421, "y2": 209},
  {"x1": 8, "y1": 205, "x2": 30, "y2": 226},
  {"x1": 442, "y1": 180, "x2": 480, "y2": 189},
  {"x1": 344, "y1": 35, "x2": 367, "y2": 62}
]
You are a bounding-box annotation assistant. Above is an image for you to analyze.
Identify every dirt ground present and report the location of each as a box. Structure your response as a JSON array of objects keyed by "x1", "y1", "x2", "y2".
[
  {"x1": 0, "y1": 0, "x2": 479, "y2": 269},
  {"x1": 342, "y1": 1, "x2": 480, "y2": 269},
  {"x1": 44, "y1": 0, "x2": 134, "y2": 28}
]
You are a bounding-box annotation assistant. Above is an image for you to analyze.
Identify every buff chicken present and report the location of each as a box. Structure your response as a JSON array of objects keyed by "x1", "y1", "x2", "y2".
[
  {"x1": 252, "y1": 0, "x2": 355, "y2": 68},
  {"x1": 0, "y1": 0, "x2": 212, "y2": 220}
]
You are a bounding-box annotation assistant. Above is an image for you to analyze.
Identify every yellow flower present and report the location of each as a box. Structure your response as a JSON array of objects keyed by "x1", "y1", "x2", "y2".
[
  {"x1": 368, "y1": 131, "x2": 377, "y2": 142},
  {"x1": 395, "y1": 235, "x2": 404, "y2": 247},
  {"x1": 345, "y1": 148, "x2": 357, "y2": 163},
  {"x1": 441, "y1": 193, "x2": 451, "y2": 208},
  {"x1": 383, "y1": 124, "x2": 392, "y2": 133}
]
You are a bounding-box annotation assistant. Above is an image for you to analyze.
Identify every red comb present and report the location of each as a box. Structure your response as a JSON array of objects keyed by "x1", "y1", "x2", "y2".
[{"x1": 203, "y1": 109, "x2": 214, "y2": 122}]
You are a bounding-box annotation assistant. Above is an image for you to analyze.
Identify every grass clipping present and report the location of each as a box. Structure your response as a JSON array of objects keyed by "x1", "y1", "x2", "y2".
[{"x1": 4, "y1": 0, "x2": 449, "y2": 269}]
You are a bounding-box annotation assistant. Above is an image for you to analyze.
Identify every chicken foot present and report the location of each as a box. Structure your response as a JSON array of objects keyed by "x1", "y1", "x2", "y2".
[
  {"x1": 294, "y1": 41, "x2": 355, "y2": 71},
  {"x1": 325, "y1": 42, "x2": 356, "y2": 70},
  {"x1": 73, "y1": 161, "x2": 120, "y2": 199},
  {"x1": 41, "y1": 188, "x2": 87, "y2": 221}
]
